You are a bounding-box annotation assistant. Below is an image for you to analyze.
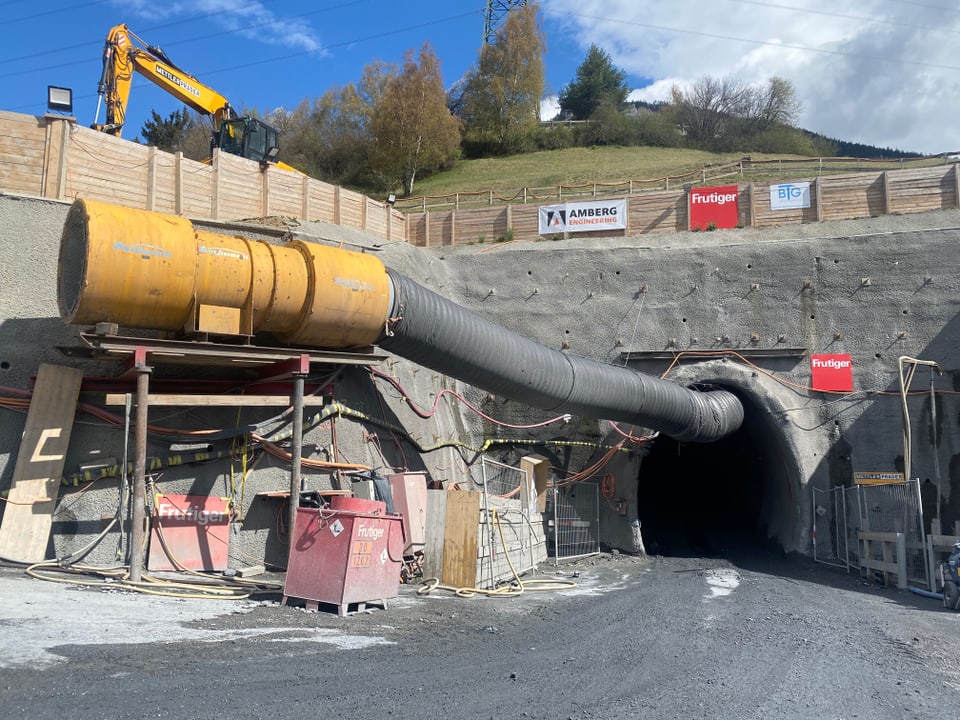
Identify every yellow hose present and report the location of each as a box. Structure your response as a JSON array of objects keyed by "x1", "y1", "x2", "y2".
[{"x1": 416, "y1": 509, "x2": 577, "y2": 598}]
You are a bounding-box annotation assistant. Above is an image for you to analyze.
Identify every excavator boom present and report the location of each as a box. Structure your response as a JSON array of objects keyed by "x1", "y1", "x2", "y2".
[
  {"x1": 94, "y1": 24, "x2": 234, "y2": 136},
  {"x1": 93, "y1": 24, "x2": 292, "y2": 170}
]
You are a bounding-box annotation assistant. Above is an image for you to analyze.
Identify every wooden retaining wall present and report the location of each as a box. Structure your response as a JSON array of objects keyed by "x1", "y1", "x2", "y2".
[
  {"x1": 407, "y1": 165, "x2": 960, "y2": 247},
  {"x1": 3, "y1": 112, "x2": 960, "y2": 249},
  {"x1": 0, "y1": 112, "x2": 407, "y2": 242}
]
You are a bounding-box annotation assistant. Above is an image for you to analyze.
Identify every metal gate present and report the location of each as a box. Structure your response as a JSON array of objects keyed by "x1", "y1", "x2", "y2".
[
  {"x1": 548, "y1": 482, "x2": 600, "y2": 564},
  {"x1": 813, "y1": 480, "x2": 928, "y2": 588},
  {"x1": 478, "y1": 457, "x2": 537, "y2": 588},
  {"x1": 813, "y1": 485, "x2": 853, "y2": 570}
]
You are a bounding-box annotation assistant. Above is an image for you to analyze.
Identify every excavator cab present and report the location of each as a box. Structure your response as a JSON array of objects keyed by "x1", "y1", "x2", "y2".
[{"x1": 215, "y1": 117, "x2": 281, "y2": 165}]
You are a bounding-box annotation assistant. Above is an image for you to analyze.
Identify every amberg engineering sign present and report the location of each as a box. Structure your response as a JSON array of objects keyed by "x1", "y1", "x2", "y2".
[{"x1": 538, "y1": 199, "x2": 627, "y2": 235}]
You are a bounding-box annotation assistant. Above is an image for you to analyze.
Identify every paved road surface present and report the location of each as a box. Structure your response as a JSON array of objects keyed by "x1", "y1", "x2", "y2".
[{"x1": 0, "y1": 552, "x2": 956, "y2": 719}]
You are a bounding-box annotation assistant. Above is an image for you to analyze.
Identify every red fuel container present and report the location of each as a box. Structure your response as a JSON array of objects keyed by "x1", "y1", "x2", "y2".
[{"x1": 282, "y1": 498, "x2": 405, "y2": 616}]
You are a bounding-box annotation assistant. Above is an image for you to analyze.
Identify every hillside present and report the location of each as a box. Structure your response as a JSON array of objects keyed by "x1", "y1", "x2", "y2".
[
  {"x1": 397, "y1": 145, "x2": 943, "y2": 210},
  {"x1": 409, "y1": 146, "x2": 770, "y2": 199}
]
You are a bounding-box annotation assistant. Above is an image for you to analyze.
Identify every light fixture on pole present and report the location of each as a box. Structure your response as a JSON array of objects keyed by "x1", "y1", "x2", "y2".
[
  {"x1": 47, "y1": 86, "x2": 73, "y2": 115},
  {"x1": 259, "y1": 146, "x2": 280, "y2": 171}
]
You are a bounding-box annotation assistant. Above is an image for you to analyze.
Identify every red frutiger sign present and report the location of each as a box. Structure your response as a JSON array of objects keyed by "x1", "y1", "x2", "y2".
[
  {"x1": 810, "y1": 353, "x2": 853, "y2": 392},
  {"x1": 689, "y1": 185, "x2": 739, "y2": 230},
  {"x1": 148, "y1": 494, "x2": 231, "y2": 572}
]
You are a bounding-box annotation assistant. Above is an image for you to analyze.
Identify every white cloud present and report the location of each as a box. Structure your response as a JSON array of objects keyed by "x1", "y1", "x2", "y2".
[
  {"x1": 111, "y1": 0, "x2": 322, "y2": 53},
  {"x1": 541, "y1": 0, "x2": 960, "y2": 154},
  {"x1": 541, "y1": 95, "x2": 560, "y2": 121}
]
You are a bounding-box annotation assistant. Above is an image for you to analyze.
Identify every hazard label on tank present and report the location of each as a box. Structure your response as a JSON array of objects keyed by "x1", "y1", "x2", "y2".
[{"x1": 350, "y1": 540, "x2": 372, "y2": 568}]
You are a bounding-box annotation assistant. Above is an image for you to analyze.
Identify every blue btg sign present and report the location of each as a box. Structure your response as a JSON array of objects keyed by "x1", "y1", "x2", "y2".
[{"x1": 770, "y1": 181, "x2": 811, "y2": 210}]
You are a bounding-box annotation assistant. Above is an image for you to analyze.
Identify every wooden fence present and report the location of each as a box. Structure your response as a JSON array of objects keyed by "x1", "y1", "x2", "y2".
[
  {"x1": 396, "y1": 155, "x2": 959, "y2": 212},
  {"x1": 0, "y1": 111, "x2": 407, "y2": 242},
  {"x1": 406, "y1": 164, "x2": 960, "y2": 247},
  {"x1": 3, "y1": 111, "x2": 960, "y2": 250}
]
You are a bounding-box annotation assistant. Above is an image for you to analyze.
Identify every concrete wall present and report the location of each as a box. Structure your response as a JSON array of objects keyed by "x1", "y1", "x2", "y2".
[{"x1": 2, "y1": 192, "x2": 959, "y2": 565}]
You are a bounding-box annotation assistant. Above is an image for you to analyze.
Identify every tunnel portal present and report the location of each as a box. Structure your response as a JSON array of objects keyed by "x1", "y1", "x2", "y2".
[{"x1": 637, "y1": 388, "x2": 796, "y2": 558}]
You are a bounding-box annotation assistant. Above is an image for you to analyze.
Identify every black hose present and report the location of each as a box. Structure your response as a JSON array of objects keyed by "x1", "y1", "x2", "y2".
[{"x1": 378, "y1": 269, "x2": 744, "y2": 443}]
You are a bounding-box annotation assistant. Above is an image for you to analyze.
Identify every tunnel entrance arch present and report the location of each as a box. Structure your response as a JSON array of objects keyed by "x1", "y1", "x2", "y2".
[{"x1": 633, "y1": 365, "x2": 807, "y2": 558}]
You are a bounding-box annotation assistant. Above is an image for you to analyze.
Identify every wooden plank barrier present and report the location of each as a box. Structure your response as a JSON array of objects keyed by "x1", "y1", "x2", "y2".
[
  {"x1": 440, "y1": 490, "x2": 481, "y2": 590},
  {"x1": 0, "y1": 364, "x2": 83, "y2": 563},
  {"x1": 859, "y1": 531, "x2": 907, "y2": 589}
]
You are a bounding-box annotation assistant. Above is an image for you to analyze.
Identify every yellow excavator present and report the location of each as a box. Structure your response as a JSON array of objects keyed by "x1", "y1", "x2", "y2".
[{"x1": 93, "y1": 23, "x2": 296, "y2": 171}]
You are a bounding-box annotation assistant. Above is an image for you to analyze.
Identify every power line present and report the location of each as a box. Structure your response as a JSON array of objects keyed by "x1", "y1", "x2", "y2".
[
  {"x1": 4, "y1": 10, "x2": 480, "y2": 115},
  {"x1": 726, "y1": 0, "x2": 954, "y2": 32},
  {"x1": 7, "y1": 0, "x2": 112, "y2": 25},
  {"x1": 546, "y1": 10, "x2": 960, "y2": 74},
  {"x1": 0, "y1": 0, "x2": 279, "y2": 65},
  {"x1": 0, "y1": 0, "x2": 372, "y2": 79}
]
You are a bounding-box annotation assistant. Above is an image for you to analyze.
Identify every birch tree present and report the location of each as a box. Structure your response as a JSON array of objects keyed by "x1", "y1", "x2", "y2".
[{"x1": 368, "y1": 45, "x2": 461, "y2": 195}]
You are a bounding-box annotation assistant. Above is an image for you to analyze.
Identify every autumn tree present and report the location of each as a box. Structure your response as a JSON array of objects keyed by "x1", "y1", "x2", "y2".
[
  {"x1": 670, "y1": 76, "x2": 748, "y2": 149},
  {"x1": 368, "y1": 44, "x2": 461, "y2": 195},
  {"x1": 558, "y1": 45, "x2": 629, "y2": 120},
  {"x1": 458, "y1": 2, "x2": 546, "y2": 155},
  {"x1": 741, "y1": 76, "x2": 801, "y2": 132},
  {"x1": 670, "y1": 75, "x2": 802, "y2": 151}
]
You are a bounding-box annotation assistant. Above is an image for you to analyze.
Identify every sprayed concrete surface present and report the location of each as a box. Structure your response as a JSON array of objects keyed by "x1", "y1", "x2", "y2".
[
  {"x1": 2, "y1": 194, "x2": 960, "y2": 716},
  {"x1": 3, "y1": 193, "x2": 960, "y2": 558}
]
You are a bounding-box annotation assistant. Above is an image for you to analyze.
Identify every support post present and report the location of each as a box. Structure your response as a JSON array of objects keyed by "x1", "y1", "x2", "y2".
[
  {"x1": 262, "y1": 166, "x2": 271, "y2": 218},
  {"x1": 129, "y1": 359, "x2": 152, "y2": 582},
  {"x1": 146, "y1": 146, "x2": 157, "y2": 211},
  {"x1": 175, "y1": 152, "x2": 184, "y2": 216},
  {"x1": 301, "y1": 174, "x2": 311, "y2": 220},
  {"x1": 954, "y1": 163, "x2": 960, "y2": 209},
  {"x1": 896, "y1": 533, "x2": 907, "y2": 590},
  {"x1": 211, "y1": 149, "x2": 221, "y2": 220},
  {"x1": 815, "y1": 177, "x2": 824, "y2": 222},
  {"x1": 287, "y1": 365, "x2": 307, "y2": 555}
]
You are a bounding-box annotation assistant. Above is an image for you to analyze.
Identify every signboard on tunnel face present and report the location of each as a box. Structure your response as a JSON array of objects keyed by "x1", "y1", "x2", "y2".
[{"x1": 810, "y1": 353, "x2": 853, "y2": 392}]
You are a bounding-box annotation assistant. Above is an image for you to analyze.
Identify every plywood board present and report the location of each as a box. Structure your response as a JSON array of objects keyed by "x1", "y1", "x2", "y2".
[
  {"x1": 441, "y1": 491, "x2": 480, "y2": 590},
  {"x1": 0, "y1": 364, "x2": 83, "y2": 562},
  {"x1": 422, "y1": 489, "x2": 447, "y2": 581}
]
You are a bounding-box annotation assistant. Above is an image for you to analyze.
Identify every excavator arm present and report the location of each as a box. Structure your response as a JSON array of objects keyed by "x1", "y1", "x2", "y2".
[
  {"x1": 93, "y1": 24, "x2": 234, "y2": 137},
  {"x1": 92, "y1": 24, "x2": 295, "y2": 171}
]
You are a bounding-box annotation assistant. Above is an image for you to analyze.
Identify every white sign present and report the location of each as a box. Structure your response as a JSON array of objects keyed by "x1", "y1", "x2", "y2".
[
  {"x1": 770, "y1": 182, "x2": 811, "y2": 210},
  {"x1": 538, "y1": 199, "x2": 627, "y2": 235}
]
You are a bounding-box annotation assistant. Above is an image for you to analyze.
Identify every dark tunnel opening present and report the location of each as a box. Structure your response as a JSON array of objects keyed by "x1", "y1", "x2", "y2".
[{"x1": 637, "y1": 389, "x2": 790, "y2": 559}]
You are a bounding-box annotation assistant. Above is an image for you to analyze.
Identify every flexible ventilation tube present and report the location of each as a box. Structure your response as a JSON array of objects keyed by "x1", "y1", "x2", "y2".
[
  {"x1": 58, "y1": 199, "x2": 744, "y2": 443},
  {"x1": 378, "y1": 270, "x2": 743, "y2": 443}
]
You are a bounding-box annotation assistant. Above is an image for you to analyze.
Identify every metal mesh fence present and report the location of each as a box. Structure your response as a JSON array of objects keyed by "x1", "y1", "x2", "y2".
[
  {"x1": 858, "y1": 480, "x2": 927, "y2": 587},
  {"x1": 813, "y1": 480, "x2": 928, "y2": 588},
  {"x1": 813, "y1": 486, "x2": 848, "y2": 569},
  {"x1": 548, "y1": 482, "x2": 600, "y2": 563},
  {"x1": 477, "y1": 457, "x2": 543, "y2": 589}
]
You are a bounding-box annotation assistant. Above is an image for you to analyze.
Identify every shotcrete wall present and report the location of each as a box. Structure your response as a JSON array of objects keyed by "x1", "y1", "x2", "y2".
[{"x1": 1, "y1": 193, "x2": 959, "y2": 563}]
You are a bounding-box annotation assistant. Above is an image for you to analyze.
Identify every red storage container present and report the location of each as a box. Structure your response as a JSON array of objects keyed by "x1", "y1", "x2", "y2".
[{"x1": 281, "y1": 500, "x2": 405, "y2": 616}]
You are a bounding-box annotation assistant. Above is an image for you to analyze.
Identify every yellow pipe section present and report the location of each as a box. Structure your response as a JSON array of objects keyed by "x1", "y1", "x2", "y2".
[{"x1": 58, "y1": 199, "x2": 392, "y2": 348}]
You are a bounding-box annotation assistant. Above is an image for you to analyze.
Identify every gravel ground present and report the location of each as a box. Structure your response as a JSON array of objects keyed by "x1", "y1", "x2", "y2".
[{"x1": 0, "y1": 550, "x2": 957, "y2": 719}]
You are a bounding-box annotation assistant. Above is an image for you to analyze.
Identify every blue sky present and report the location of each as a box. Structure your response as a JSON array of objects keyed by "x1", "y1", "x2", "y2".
[
  {"x1": 2, "y1": 1, "x2": 958, "y2": 155},
  {"x1": 1, "y1": 1, "x2": 603, "y2": 142}
]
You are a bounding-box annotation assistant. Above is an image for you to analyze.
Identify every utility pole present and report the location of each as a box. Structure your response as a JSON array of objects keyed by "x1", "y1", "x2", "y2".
[{"x1": 483, "y1": 0, "x2": 527, "y2": 45}]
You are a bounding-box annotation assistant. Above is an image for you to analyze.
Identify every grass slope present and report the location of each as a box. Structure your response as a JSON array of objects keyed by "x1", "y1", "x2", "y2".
[{"x1": 411, "y1": 147, "x2": 798, "y2": 198}]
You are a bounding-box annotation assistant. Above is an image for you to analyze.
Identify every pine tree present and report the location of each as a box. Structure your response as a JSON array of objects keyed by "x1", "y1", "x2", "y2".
[{"x1": 558, "y1": 45, "x2": 629, "y2": 121}]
